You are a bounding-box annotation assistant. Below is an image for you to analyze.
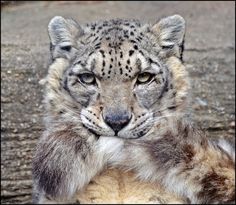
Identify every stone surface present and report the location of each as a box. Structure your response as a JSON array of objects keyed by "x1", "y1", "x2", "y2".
[{"x1": 1, "y1": 1, "x2": 235, "y2": 204}]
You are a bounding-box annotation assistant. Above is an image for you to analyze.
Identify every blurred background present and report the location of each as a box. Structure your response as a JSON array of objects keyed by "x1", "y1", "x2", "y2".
[{"x1": 1, "y1": 1, "x2": 235, "y2": 204}]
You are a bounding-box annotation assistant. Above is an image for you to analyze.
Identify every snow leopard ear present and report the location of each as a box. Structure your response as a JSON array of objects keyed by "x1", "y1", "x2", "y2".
[
  {"x1": 48, "y1": 16, "x2": 83, "y2": 59},
  {"x1": 152, "y1": 15, "x2": 185, "y2": 59}
]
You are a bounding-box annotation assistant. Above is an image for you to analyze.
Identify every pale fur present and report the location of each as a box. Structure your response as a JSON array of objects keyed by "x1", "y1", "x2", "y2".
[{"x1": 32, "y1": 15, "x2": 235, "y2": 204}]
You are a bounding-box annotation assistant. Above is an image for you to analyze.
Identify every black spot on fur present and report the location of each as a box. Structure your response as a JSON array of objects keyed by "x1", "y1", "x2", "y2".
[
  {"x1": 162, "y1": 45, "x2": 174, "y2": 49},
  {"x1": 139, "y1": 50, "x2": 144, "y2": 56},
  {"x1": 124, "y1": 30, "x2": 128, "y2": 35},
  {"x1": 59, "y1": 110, "x2": 65, "y2": 114},
  {"x1": 129, "y1": 50, "x2": 134, "y2": 56},
  {"x1": 93, "y1": 36, "x2": 99, "y2": 42},
  {"x1": 168, "y1": 106, "x2": 176, "y2": 110},
  {"x1": 103, "y1": 22, "x2": 108, "y2": 27},
  {"x1": 99, "y1": 50, "x2": 105, "y2": 57},
  {"x1": 148, "y1": 58, "x2": 154, "y2": 64},
  {"x1": 180, "y1": 39, "x2": 185, "y2": 62},
  {"x1": 88, "y1": 52, "x2": 94, "y2": 57}
]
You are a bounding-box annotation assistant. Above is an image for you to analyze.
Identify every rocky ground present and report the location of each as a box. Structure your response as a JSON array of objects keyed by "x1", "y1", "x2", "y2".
[{"x1": 1, "y1": 1, "x2": 235, "y2": 204}]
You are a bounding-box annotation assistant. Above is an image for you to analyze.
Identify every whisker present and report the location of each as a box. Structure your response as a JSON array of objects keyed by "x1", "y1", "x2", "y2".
[
  {"x1": 151, "y1": 114, "x2": 176, "y2": 121},
  {"x1": 61, "y1": 104, "x2": 81, "y2": 114},
  {"x1": 152, "y1": 104, "x2": 182, "y2": 114}
]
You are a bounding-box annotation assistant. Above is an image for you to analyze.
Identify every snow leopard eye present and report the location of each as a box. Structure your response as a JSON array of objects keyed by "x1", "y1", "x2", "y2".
[
  {"x1": 78, "y1": 73, "x2": 96, "y2": 85},
  {"x1": 136, "y1": 72, "x2": 155, "y2": 84}
]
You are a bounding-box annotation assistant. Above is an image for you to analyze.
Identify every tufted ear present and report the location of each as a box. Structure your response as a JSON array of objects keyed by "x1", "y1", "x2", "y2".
[
  {"x1": 48, "y1": 16, "x2": 83, "y2": 59},
  {"x1": 152, "y1": 15, "x2": 185, "y2": 59}
]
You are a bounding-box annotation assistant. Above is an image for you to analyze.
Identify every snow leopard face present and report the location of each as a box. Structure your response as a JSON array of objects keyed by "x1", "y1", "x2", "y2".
[{"x1": 45, "y1": 15, "x2": 189, "y2": 139}]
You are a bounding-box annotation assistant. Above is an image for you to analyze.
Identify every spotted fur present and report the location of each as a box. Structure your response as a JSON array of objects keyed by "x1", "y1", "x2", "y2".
[{"x1": 32, "y1": 15, "x2": 235, "y2": 204}]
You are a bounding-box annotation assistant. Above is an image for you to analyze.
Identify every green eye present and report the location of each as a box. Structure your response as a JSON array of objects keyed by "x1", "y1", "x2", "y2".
[
  {"x1": 137, "y1": 72, "x2": 154, "y2": 84},
  {"x1": 78, "y1": 73, "x2": 96, "y2": 85}
]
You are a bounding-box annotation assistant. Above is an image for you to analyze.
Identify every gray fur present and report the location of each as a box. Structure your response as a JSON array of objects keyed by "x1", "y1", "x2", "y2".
[{"x1": 32, "y1": 15, "x2": 235, "y2": 204}]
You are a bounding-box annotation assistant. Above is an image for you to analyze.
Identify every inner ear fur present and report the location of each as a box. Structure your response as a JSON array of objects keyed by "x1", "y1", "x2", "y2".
[{"x1": 152, "y1": 15, "x2": 186, "y2": 59}]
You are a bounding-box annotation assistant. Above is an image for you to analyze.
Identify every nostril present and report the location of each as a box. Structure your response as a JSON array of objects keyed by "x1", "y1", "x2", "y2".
[{"x1": 104, "y1": 114, "x2": 131, "y2": 135}]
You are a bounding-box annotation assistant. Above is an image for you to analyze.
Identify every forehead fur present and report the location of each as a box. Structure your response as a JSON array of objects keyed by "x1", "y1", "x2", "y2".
[
  {"x1": 68, "y1": 19, "x2": 163, "y2": 81},
  {"x1": 45, "y1": 16, "x2": 189, "y2": 115}
]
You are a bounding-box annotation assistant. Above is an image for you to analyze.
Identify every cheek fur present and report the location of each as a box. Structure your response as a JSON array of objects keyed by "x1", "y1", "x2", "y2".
[
  {"x1": 134, "y1": 84, "x2": 163, "y2": 109},
  {"x1": 66, "y1": 80, "x2": 98, "y2": 107}
]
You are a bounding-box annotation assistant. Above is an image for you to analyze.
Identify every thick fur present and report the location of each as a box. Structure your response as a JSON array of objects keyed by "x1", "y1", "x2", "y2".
[
  {"x1": 77, "y1": 168, "x2": 184, "y2": 204},
  {"x1": 32, "y1": 15, "x2": 235, "y2": 204}
]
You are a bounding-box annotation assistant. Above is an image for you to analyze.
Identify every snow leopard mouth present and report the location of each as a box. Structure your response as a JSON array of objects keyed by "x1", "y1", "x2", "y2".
[{"x1": 85, "y1": 124, "x2": 151, "y2": 139}]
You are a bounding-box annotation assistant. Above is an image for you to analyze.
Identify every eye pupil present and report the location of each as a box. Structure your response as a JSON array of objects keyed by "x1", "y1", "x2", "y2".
[{"x1": 78, "y1": 73, "x2": 96, "y2": 85}]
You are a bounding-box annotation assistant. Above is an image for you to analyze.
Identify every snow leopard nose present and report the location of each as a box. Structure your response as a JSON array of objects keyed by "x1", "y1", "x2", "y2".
[{"x1": 103, "y1": 112, "x2": 131, "y2": 135}]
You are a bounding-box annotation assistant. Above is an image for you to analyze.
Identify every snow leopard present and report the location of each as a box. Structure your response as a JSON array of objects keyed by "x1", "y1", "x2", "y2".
[{"x1": 32, "y1": 15, "x2": 235, "y2": 204}]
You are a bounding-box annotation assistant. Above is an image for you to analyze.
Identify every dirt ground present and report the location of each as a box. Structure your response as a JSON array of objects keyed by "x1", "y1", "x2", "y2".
[{"x1": 1, "y1": 1, "x2": 235, "y2": 204}]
